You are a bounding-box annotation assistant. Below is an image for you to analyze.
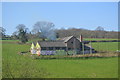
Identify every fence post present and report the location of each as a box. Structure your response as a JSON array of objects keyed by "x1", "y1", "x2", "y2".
[
  {"x1": 66, "y1": 47, "x2": 68, "y2": 55},
  {"x1": 90, "y1": 41, "x2": 92, "y2": 54},
  {"x1": 82, "y1": 43, "x2": 84, "y2": 55}
]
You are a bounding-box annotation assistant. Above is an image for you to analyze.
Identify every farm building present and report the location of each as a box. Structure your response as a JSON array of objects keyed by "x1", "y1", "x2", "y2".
[{"x1": 31, "y1": 35, "x2": 96, "y2": 55}]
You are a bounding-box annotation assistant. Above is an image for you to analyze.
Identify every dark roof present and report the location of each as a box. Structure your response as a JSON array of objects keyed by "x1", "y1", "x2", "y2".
[
  {"x1": 38, "y1": 41, "x2": 66, "y2": 47},
  {"x1": 63, "y1": 36, "x2": 80, "y2": 42},
  {"x1": 62, "y1": 36, "x2": 73, "y2": 42},
  {"x1": 60, "y1": 36, "x2": 76, "y2": 42},
  {"x1": 34, "y1": 36, "x2": 81, "y2": 47}
]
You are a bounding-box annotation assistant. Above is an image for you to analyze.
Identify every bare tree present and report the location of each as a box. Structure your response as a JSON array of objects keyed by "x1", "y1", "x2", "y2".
[
  {"x1": 95, "y1": 26, "x2": 105, "y2": 38},
  {"x1": 33, "y1": 21, "x2": 56, "y2": 40},
  {"x1": 95, "y1": 26, "x2": 104, "y2": 31},
  {"x1": 11, "y1": 31, "x2": 19, "y2": 40}
]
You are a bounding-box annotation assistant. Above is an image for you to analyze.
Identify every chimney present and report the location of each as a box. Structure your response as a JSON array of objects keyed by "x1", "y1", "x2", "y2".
[{"x1": 80, "y1": 35, "x2": 83, "y2": 42}]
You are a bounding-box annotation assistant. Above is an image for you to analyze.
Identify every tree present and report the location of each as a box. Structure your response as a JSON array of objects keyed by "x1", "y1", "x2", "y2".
[
  {"x1": 0, "y1": 27, "x2": 6, "y2": 39},
  {"x1": 95, "y1": 26, "x2": 106, "y2": 38},
  {"x1": 16, "y1": 24, "x2": 28, "y2": 43},
  {"x1": 11, "y1": 31, "x2": 19, "y2": 40},
  {"x1": 33, "y1": 21, "x2": 56, "y2": 40},
  {"x1": 95, "y1": 26, "x2": 104, "y2": 31}
]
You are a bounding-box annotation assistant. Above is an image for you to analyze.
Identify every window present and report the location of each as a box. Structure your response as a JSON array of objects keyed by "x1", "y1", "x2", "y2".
[
  {"x1": 42, "y1": 47, "x2": 46, "y2": 50},
  {"x1": 49, "y1": 47, "x2": 53, "y2": 50},
  {"x1": 55, "y1": 47, "x2": 60, "y2": 50},
  {"x1": 68, "y1": 48, "x2": 71, "y2": 50}
]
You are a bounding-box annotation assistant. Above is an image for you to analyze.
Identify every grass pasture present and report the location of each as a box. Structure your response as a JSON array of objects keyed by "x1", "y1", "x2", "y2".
[
  {"x1": 84, "y1": 38, "x2": 118, "y2": 41},
  {"x1": 2, "y1": 40, "x2": 118, "y2": 78},
  {"x1": 91, "y1": 42, "x2": 119, "y2": 52}
]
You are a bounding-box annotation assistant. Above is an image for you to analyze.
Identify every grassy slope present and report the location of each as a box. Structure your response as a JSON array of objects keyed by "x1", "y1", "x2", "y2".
[
  {"x1": 36, "y1": 58, "x2": 118, "y2": 78},
  {"x1": 2, "y1": 41, "x2": 118, "y2": 78},
  {"x1": 91, "y1": 42, "x2": 119, "y2": 52}
]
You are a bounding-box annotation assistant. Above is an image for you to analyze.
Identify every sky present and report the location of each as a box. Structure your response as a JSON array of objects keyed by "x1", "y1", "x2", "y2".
[{"x1": 1, "y1": 2, "x2": 118, "y2": 35}]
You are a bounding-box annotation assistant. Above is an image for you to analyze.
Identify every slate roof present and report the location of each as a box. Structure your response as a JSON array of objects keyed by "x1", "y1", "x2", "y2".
[
  {"x1": 34, "y1": 36, "x2": 80, "y2": 47},
  {"x1": 59, "y1": 36, "x2": 74, "y2": 42},
  {"x1": 62, "y1": 36, "x2": 74, "y2": 42},
  {"x1": 38, "y1": 41, "x2": 66, "y2": 47}
]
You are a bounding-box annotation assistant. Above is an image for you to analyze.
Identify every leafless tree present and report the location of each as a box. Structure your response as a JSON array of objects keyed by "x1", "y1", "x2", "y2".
[
  {"x1": 33, "y1": 21, "x2": 56, "y2": 40},
  {"x1": 95, "y1": 26, "x2": 104, "y2": 31}
]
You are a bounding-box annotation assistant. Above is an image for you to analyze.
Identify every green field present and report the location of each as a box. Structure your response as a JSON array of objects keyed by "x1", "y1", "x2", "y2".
[
  {"x1": 1, "y1": 40, "x2": 19, "y2": 42},
  {"x1": 84, "y1": 38, "x2": 118, "y2": 41},
  {"x1": 2, "y1": 40, "x2": 118, "y2": 78},
  {"x1": 91, "y1": 42, "x2": 119, "y2": 52},
  {"x1": 1, "y1": 38, "x2": 118, "y2": 43}
]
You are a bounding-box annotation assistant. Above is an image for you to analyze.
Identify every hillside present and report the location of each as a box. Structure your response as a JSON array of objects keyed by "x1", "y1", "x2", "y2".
[{"x1": 56, "y1": 28, "x2": 118, "y2": 39}]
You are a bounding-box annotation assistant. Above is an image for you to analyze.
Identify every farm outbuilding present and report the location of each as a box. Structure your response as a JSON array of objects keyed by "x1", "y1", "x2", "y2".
[
  {"x1": 38, "y1": 36, "x2": 82, "y2": 51},
  {"x1": 31, "y1": 35, "x2": 96, "y2": 55}
]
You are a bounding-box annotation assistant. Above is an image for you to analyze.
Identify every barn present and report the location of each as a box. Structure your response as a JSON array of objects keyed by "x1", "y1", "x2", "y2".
[
  {"x1": 38, "y1": 36, "x2": 82, "y2": 50},
  {"x1": 31, "y1": 35, "x2": 96, "y2": 55}
]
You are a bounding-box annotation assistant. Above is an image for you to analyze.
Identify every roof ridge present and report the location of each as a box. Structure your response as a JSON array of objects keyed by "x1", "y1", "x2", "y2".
[{"x1": 63, "y1": 36, "x2": 74, "y2": 42}]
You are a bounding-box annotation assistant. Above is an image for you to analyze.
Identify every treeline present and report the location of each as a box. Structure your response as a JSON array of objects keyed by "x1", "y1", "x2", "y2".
[
  {"x1": 56, "y1": 28, "x2": 118, "y2": 39},
  {"x1": 0, "y1": 21, "x2": 119, "y2": 43}
]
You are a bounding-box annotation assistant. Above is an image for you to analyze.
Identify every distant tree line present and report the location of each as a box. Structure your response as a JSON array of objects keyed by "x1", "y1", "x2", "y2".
[
  {"x1": 1, "y1": 22, "x2": 119, "y2": 43},
  {"x1": 55, "y1": 27, "x2": 118, "y2": 39}
]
